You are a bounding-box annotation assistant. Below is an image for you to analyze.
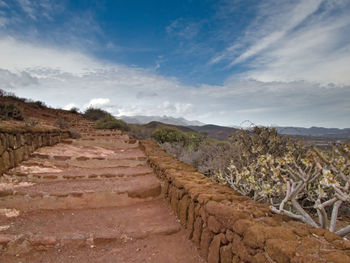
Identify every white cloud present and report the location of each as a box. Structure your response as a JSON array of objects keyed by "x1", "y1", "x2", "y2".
[
  {"x1": 1, "y1": 34, "x2": 348, "y2": 128},
  {"x1": 13, "y1": 0, "x2": 59, "y2": 21},
  {"x1": 159, "y1": 101, "x2": 193, "y2": 117},
  {"x1": 166, "y1": 18, "x2": 201, "y2": 40},
  {"x1": 63, "y1": 103, "x2": 78, "y2": 110},
  {"x1": 0, "y1": 69, "x2": 38, "y2": 90},
  {"x1": 0, "y1": 0, "x2": 8, "y2": 8},
  {"x1": 0, "y1": 17, "x2": 7, "y2": 27},
  {"x1": 0, "y1": 2, "x2": 349, "y2": 129},
  {"x1": 0, "y1": 36, "x2": 102, "y2": 75},
  {"x1": 16, "y1": 0, "x2": 37, "y2": 20},
  {"x1": 84, "y1": 98, "x2": 111, "y2": 109},
  {"x1": 212, "y1": 0, "x2": 350, "y2": 85},
  {"x1": 232, "y1": 0, "x2": 322, "y2": 64}
]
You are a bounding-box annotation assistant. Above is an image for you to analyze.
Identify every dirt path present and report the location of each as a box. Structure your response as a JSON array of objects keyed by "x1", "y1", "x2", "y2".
[{"x1": 0, "y1": 129, "x2": 204, "y2": 262}]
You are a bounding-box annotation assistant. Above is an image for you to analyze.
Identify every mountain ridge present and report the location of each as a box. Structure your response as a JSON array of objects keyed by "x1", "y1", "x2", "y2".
[
  {"x1": 119, "y1": 115, "x2": 205, "y2": 126},
  {"x1": 120, "y1": 115, "x2": 350, "y2": 140}
]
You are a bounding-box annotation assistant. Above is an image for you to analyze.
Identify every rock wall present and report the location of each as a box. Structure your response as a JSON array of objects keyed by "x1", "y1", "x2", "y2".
[
  {"x1": 140, "y1": 140, "x2": 350, "y2": 263},
  {"x1": 0, "y1": 126, "x2": 70, "y2": 175}
]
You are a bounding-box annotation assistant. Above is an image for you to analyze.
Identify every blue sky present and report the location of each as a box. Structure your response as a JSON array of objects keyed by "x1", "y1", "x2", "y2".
[{"x1": 0, "y1": 0, "x2": 350, "y2": 128}]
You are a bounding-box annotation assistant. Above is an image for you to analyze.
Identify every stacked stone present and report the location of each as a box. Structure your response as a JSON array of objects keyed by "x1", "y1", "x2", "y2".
[
  {"x1": 0, "y1": 129, "x2": 70, "y2": 175},
  {"x1": 140, "y1": 140, "x2": 350, "y2": 263}
]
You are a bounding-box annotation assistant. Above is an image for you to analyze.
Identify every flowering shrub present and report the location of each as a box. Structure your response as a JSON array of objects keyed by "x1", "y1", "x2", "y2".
[{"x1": 216, "y1": 127, "x2": 350, "y2": 236}]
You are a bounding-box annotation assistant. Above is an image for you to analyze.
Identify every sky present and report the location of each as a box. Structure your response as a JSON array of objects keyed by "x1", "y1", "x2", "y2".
[{"x1": 0, "y1": 0, "x2": 349, "y2": 128}]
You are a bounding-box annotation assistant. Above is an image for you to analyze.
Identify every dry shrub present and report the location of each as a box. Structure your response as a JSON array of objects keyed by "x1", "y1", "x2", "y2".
[
  {"x1": 69, "y1": 128, "x2": 81, "y2": 139},
  {"x1": 0, "y1": 102, "x2": 24, "y2": 120},
  {"x1": 162, "y1": 140, "x2": 236, "y2": 177},
  {"x1": 55, "y1": 118, "x2": 70, "y2": 129}
]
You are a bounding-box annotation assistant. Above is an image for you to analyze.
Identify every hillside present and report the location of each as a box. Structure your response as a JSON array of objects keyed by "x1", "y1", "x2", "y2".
[
  {"x1": 120, "y1": 115, "x2": 205, "y2": 126},
  {"x1": 188, "y1": 124, "x2": 238, "y2": 140},
  {"x1": 0, "y1": 92, "x2": 85, "y2": 127},
  {"x1": 121, "y1": 113, "x2": 350, "y2": 140},
  {"x1": 276, "y1": 126, "x2": 350, "y2": 139}
]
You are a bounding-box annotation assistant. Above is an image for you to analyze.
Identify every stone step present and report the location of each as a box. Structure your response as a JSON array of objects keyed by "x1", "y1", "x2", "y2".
[
  {"x1": 0, "y1": 232, "x2": 203, "y2": 263},
  {"x1": 5, "y1": 166, "x2": 154, "y2": 182},
  {"x1": 25, "y1": 156, "x2": 146, "y2": 169},
  {"x1": 0, "y1": 201, "x2": 202, "y2": 263},
  {"x1": 0, "y1": 175, "x2": 161, "y2": 211},
  {"x1": 30, "y1": 143, "x2": 145, "y2": 160},
  {"x1": 72, "y1": 139, "x2": 140, "y2": 150},
  {"x1": 28, "y1": 153, "x2": 147, "y2": 162}
]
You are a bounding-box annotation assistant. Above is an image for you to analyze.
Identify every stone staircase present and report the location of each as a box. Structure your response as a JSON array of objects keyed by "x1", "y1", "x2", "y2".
[{"x1": 0, "y1": 129, "x2": 204, "y2": 262}]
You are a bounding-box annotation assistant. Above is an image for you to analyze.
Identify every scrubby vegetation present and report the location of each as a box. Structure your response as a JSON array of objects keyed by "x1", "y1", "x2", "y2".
[
  {"x1": 84, "y1": 108, "x2": 129, "y2": 131},
  {"x1": 147, "y1": 125, "x2": 234, "y2": 177},
  {"x1": 0, "y1": 102, "x2": 24, "y2": 120},
  {"x1": 69, "y1": 128, "x2": 81, "y2": 139},
  {"x1": 84, "y1": 108, "x2": 111, "y2": 121},
  {"x1": 215, "y1": 127, "x2": 350, "y2": 236},
  {"x1": 55, "y1": 118, "x2": 70, "y2": 129},
  {"x1": 95, "y1": 116, "x2": 129, "y2": 131},
  {"x1": 151, "y1": 125, "x2": 350, "y2": 236},
  {"x1": 69, "y1": 107, "x2": 80, "y2": 114},
  {"x1": 0, "y1": 89, "x2": 47, "y2": 110},
  {"x1": 151, "y1": 127, "x2": 187, "y2": 145}
]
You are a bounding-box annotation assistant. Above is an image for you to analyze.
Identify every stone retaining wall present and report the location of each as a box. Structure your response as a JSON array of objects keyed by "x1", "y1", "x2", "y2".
[
  {"x1": 140, "y1": 140, "x2": 350, "y2": 263},
  {"x1": 0, "y1": 126, "x2": 70, "y2": 175}
]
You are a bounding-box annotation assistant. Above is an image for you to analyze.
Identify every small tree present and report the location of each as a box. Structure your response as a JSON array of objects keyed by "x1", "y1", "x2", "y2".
[{"x1": 151, "y1": 127, "x2": 186, "y2": 145}]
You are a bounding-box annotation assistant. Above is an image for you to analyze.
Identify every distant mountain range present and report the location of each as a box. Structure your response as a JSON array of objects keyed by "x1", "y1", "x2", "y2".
[
  {"x1": 119, "y1": 115, "x2": 205, "y2": 126},
  {"x1": 275, "y1": 126, "x2": 350, "y2": 139},
  {"x1": 119, "y1": 115, "x2": 350, "y2": 140}
]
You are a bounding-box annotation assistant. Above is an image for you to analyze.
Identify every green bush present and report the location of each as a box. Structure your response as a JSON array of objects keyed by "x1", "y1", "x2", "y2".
[
  {"x1": 151, "y1": 127, "x2": 186, "y2": 145},
  {"x1": 184, "y1": 132, "x2": 207, "y2": 150},
  {"x1": 84, "y1": 108, "x2": 112, "y2": 121},
  {"x1": 94, "y1": 116, "x2": 129, "y2": 131},
  {"x1": 0, "y1": 102, "x2": 24, "y2": 120}
]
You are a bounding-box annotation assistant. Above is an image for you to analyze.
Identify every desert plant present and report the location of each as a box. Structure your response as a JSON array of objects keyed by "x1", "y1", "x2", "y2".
[{"x1": 216, "y1": 127, "x2": 350, "y2": 236}]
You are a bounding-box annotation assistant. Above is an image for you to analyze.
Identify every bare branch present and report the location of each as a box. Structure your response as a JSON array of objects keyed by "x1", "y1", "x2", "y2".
[
  {"x1": 330, "y1": 200, "x2": 343, "y2": 232},
  {"x1": 336, "y1": 225, "x2": 350, "y2": 237},
  {"x1": 270, "y1": 206, "x2": 305, "y2": 222},
  {"x1": 291, "y1": 199, "x2": 318, "y2": 228},
  {"x1": 279, "y1": 181, "x2": 291, "y2": 211}
]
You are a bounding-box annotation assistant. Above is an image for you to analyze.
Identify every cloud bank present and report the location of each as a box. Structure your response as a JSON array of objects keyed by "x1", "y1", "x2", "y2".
[{"x1": 0, "y1": 0, "x2": 349, "y2": 128}]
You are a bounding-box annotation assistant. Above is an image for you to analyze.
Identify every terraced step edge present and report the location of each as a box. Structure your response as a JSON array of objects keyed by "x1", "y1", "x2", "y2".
[{"x1": 0, "y1": 224, "x2": 181, "y2": 255}]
